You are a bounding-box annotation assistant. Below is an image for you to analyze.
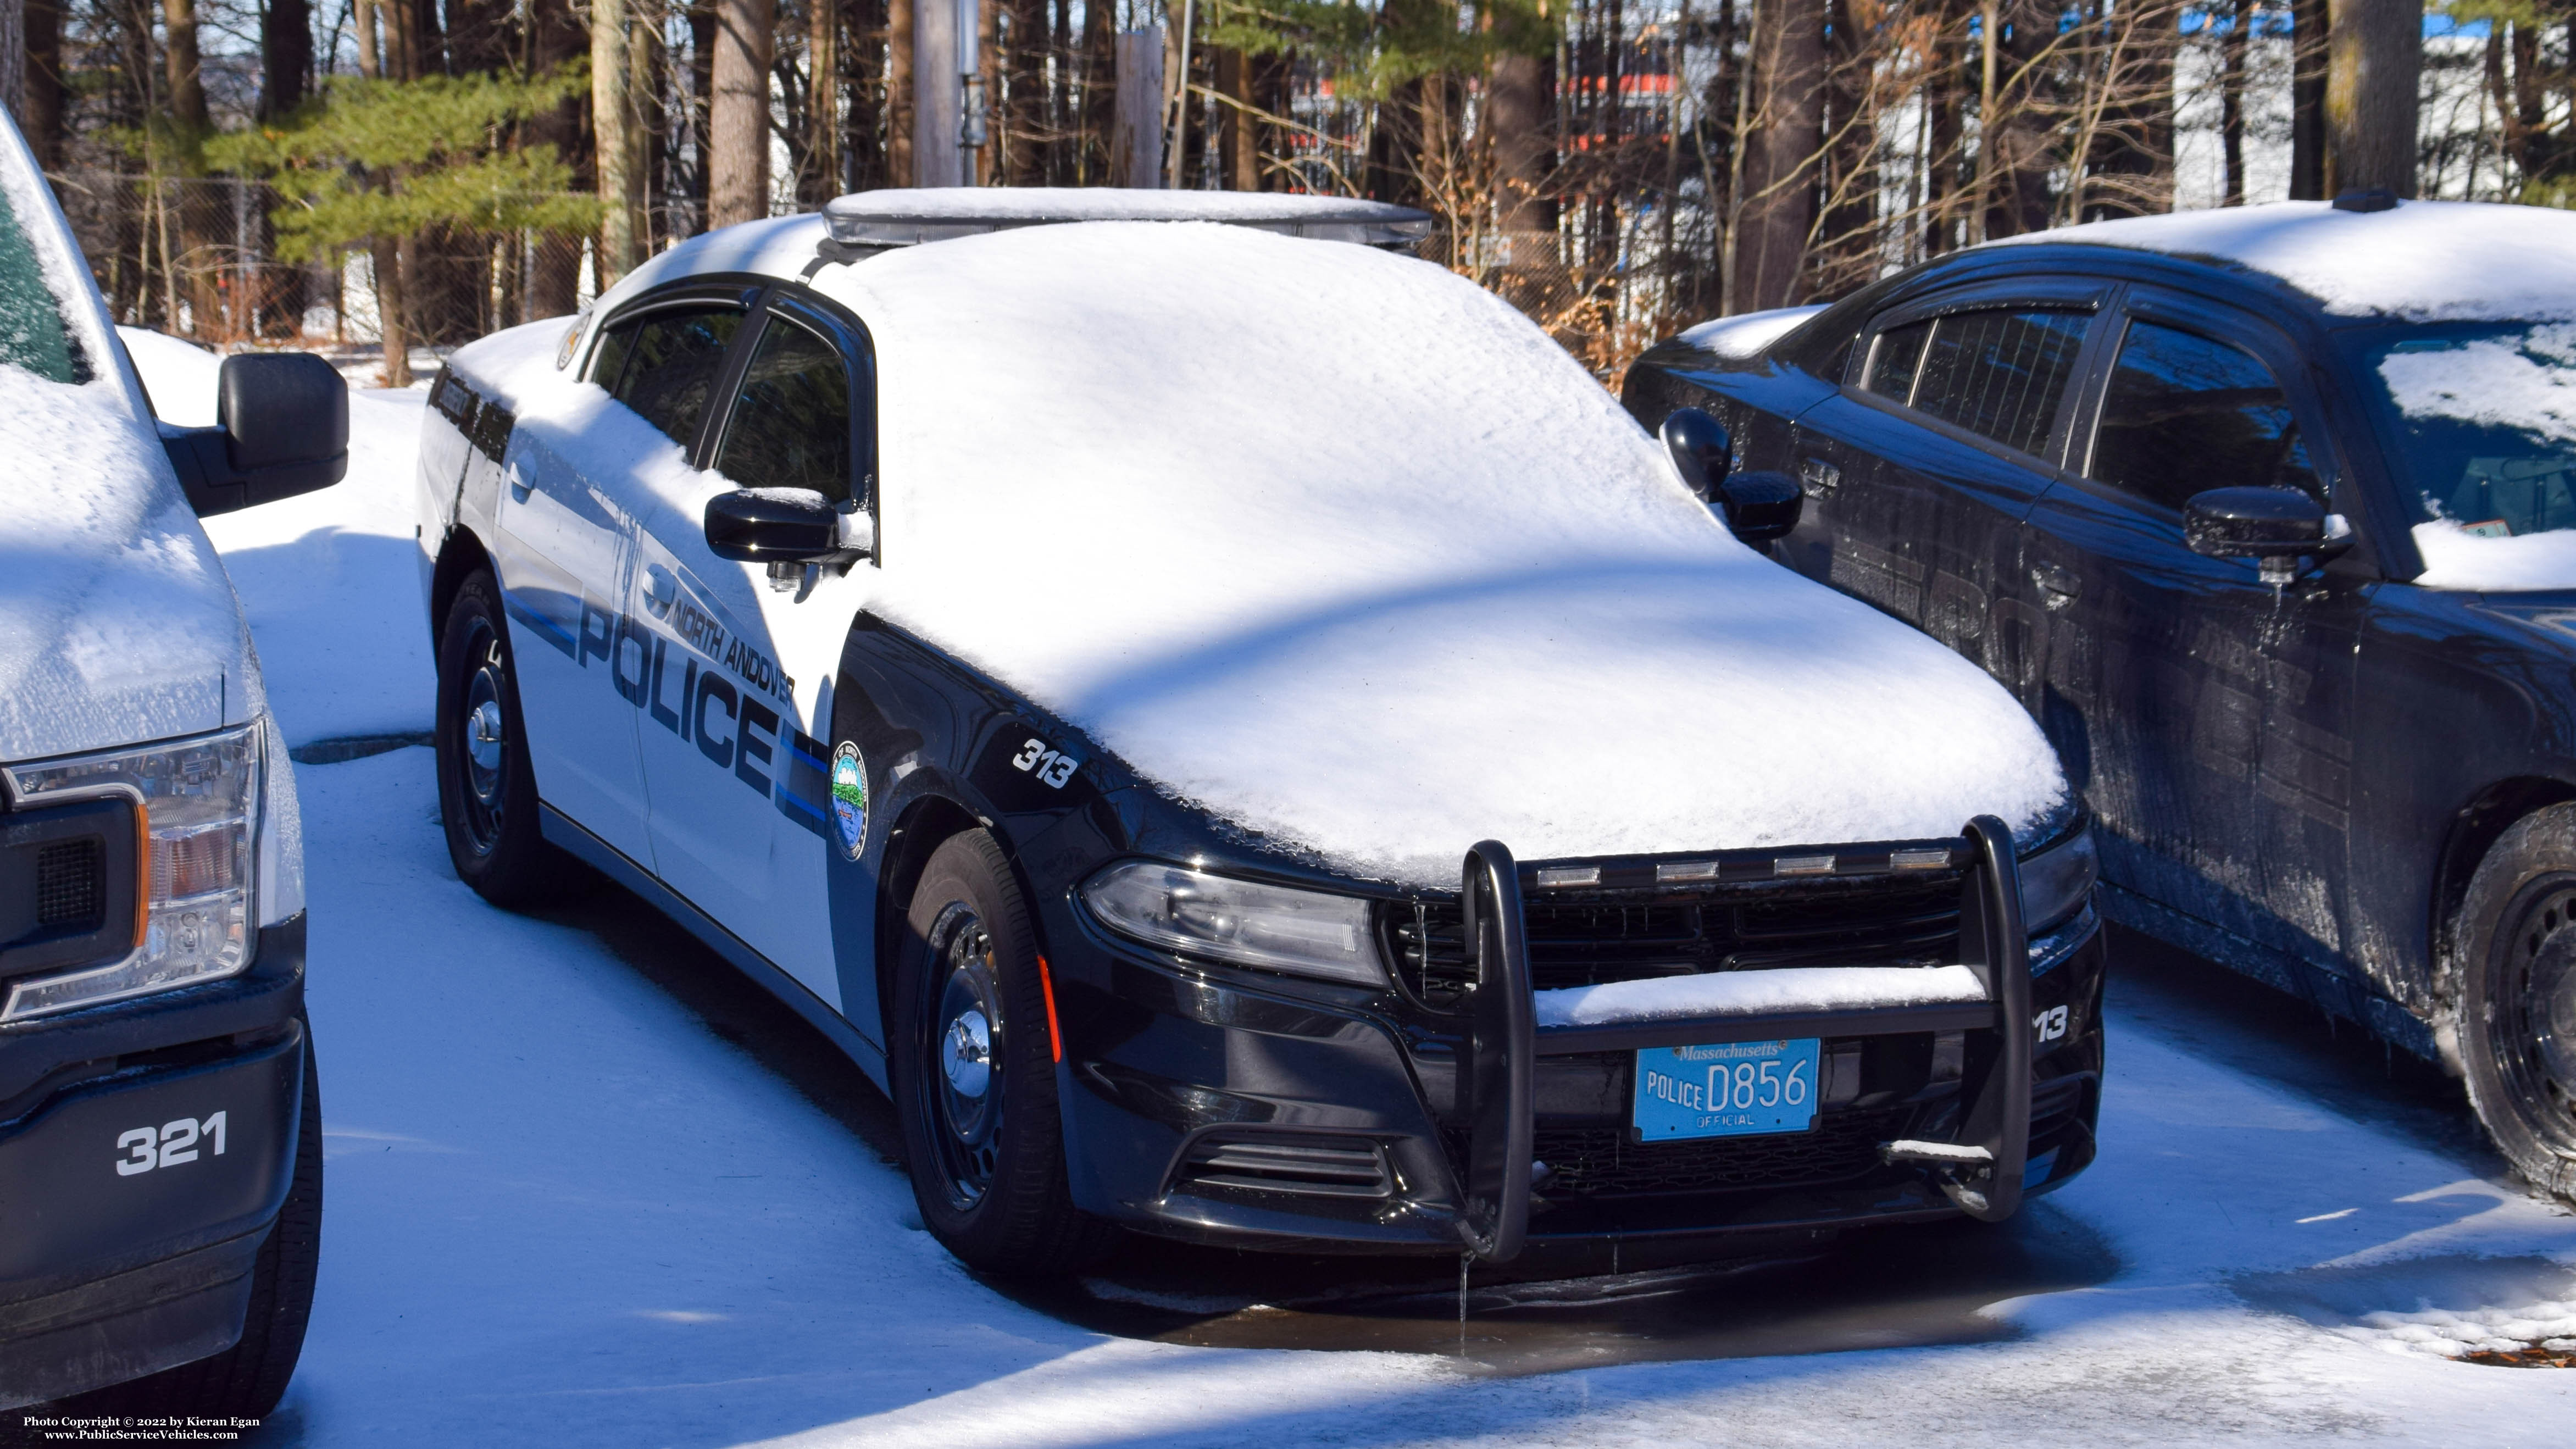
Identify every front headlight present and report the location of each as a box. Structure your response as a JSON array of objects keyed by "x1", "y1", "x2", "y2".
[
  {"x1": 2018, "y1": 824, "x2": 2098, "y2": 935},
  {"x1": 1081, "y1": 860, "x2": 1386, "y2": 987},
  {"x1": 3, "y1": 723, "x2": 262, "y2": 1021}
]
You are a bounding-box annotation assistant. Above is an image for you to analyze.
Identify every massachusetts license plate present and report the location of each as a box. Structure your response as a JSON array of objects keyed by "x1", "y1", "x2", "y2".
[{"x1": 1633, "y1": 1039, "x2": 1821, "y2": 1141}]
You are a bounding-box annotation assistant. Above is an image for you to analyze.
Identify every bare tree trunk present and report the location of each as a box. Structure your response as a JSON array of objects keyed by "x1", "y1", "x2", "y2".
[
  {"x1": 1486, "y1": 50, "x2": 1554, "y2": 234},
  {"x1": 23, "y1": 0, "x2": 60, "y2": 166},
  {"x1": 528, "y1": 0, "x2": 588, "y2": 317},
  {"x1": 2324, "y1": 0, "x2": 2420, "y2": 196},
  {"x1": 1983, "y1": 0, "x2": 2053, "y2": 238},
  {"x1": 804, "y1": 0, "x2": 841, "y2": 201},
  {"x1": 0, "y1": 0, "x2": 23, "y2": 128},
  {"x1": 710, "y1": 0, "x2": 774, "y2": 224},
  {"x1": 1737, "y1": 0, "x2": 1824, "y2": 310},
  {"x1": 2222, "y1": 0, "x2": 2248, "y2": 206},
  {"x1": 261, "y1": 0, "x2": 312, "y2": 116},
  {"x1": 356, "y1": 0, "x2": 380, "y2": 77},
  {"x1": 595, "y1": 0, "x2": 640, "y2": 275},
  {"x1": 162, "y1": 0, "x2": 209, "y2": 128},
  {"x1": 2289, "y1": 0, "x2": 2327, "y2": 198},
  {"x1": 1078, "y1": 0, "x2": 1112, "y2": 182},
  {"x1": 887, "y1": 0, "x2": 914, "y2": 184},
  {"x1": 1006, "y1": 0, "x2": 1049, "y2": 185},
  {"x1": 1111, "y1": 27, "x2": 1163, "y2": 187}
]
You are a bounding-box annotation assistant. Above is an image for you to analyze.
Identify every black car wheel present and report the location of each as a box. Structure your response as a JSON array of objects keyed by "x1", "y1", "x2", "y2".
[
  {"x1": 2458, "y1": 805, "x2": 2576, "y2": 1200},
  {"x1": 54, "y1": 1028, "x2": 323, "y2": 1423},
  {"x1": 891, "y1": 830, "x2": 1115, "y2": 1275},
  {"x1": 434, "y1": 570, "x2": 571, "y2": 907}
]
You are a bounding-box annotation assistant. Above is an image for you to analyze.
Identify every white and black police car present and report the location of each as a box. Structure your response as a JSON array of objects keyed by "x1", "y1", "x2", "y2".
[
  {"x1": 415, "y1": 190, "x2": 2105, "y2": 1274},
  {"x1": 0, "y1": 113, "x2": 343, "y2": 1415}
]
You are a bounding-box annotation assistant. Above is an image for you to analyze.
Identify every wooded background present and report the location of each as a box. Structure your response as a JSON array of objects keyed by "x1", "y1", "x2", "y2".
[{"x1": 0, "y1": 0, "x2": 2551, "y2": 382}]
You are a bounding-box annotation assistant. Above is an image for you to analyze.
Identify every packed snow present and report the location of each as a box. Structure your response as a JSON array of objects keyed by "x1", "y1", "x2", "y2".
[
  {"x1": 796, "y1": 221, "x2": 2062, "y2": 884},
  {"x1": 117, "y1": 326, "x2": 433, "y2": 747},
  {"x1": 1676, "y1": 304, "x2": 1828, "y2": 360},
  {"x1": 1992, "y1": 199, "x2": 2576, "y2": 321},
  {"x1": 1534, "y1": 963, "x2": 1985, "y2": 1029},
  {"x1": 2410, "y1": 519, "x2": 2576, "y2": 591}
]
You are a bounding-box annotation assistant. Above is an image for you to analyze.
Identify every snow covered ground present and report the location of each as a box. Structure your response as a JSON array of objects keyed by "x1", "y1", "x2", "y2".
[{"x1": 142, "y1": 333, "x2": 2576, "y2": 1445}]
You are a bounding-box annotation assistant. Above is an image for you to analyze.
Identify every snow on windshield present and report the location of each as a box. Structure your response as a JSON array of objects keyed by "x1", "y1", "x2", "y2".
[
  {"x1": 807, "y1": 221, "x2": 2064, "y2": 884},
  {"x1": 2371, "y1": 325, "x2": 2576, "y2": 590}
]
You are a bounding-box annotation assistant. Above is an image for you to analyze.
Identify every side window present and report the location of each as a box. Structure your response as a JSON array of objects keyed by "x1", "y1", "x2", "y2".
[
  {"x1": 2089, "y1": 319, "x2": 2320, "y2": 513},
  {"x1": 1862, "y1": 319, "x2": 1932, "y2": 402},
  {"x1": 1908, "y1": 309, "x2": 2089, "y2": 458},
  {"x1": 593, "y1": 304, "x2": 745, "y2": 451},
  {"x1": 712, "y1": 314, "x2": 854, "y2": 504}
]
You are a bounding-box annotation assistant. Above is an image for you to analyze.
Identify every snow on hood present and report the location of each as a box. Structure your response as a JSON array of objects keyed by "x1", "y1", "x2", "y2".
[
  {"x1": 1989, "y1": 201, "x2": 2576, "y2": 321},
  {"x1": 797, "y1": 222, "x2": 2066, "y2": 885},
  {"x1": 0, "y1": 365, "x2": 249, "y2": 762},
  {"x1": 1676, "y1": 305, "x2": 1828, "y2": 360}
]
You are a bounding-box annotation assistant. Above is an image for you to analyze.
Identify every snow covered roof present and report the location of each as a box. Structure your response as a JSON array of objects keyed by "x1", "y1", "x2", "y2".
[
  {"x1": 1986, "y1": 200, "x2": 2576, "y2": 322},
  {"x1": 800, "y1": 221, "x2": 2066, "y2": 882},
  {"x1": 821, "y1": 187, "x2": 1432, "y2": 248}
]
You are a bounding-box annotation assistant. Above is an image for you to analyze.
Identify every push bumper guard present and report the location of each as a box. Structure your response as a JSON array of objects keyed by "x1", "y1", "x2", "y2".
[{"x1": 1455, "y1": 817, "x2": 2032, "y2": 1263}]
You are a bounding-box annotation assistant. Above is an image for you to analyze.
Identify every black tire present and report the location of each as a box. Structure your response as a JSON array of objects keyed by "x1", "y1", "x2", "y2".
[
  {"x1": 435, "y1": 569, "x2": 572, "y2": 906},
  {"x1": 891, "y1": 830, "x2": 1116, "y2": 1275},
  {"x1": 60, "y1": 1028, "x2": 324, "y2": 1422},
  {"x1": 2457, "y1": 804, "x2": 2576, "y2": 1201}
]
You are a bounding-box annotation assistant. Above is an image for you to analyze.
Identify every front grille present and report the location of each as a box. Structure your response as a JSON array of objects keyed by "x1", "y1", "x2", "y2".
[
  {"x1": 36, "y1": 840, "x2": 104, "y2": 931},
  {"x1": 1174, "y1": 1132, "x2": 1395, "y2": 1200},
  {"x1": 1536, "y1": 1107, "x2": 1913, "y2": 1198},
  {"x1": 1384, "y1": 874, "x2": 1962, "y2": 1001}
]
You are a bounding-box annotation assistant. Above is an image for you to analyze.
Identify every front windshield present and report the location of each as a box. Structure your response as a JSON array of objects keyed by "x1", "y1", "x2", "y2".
[
  {"x1": 0, "y1": 179, "x2": 80, "y2": 384},
  {"x1": 2350, "y1": 321, "x2": 2576, "y2": 537}
]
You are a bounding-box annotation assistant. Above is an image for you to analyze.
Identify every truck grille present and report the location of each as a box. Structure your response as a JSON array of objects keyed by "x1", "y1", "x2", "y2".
[
  {"x1": 1382, "y1": 873, "x2": 1962, "y2": 1002},
  {"x1": 1535, "y1": 1107, "x2": 1914, "y2": 1198},
  {"x1": 36, "y1": 840, "x2": 104, "y2": 931}
]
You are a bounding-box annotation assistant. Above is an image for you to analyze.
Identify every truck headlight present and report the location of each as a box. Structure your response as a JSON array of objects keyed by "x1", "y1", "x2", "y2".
[
  {"x1": 3, "y1": 723, "x2": 262, "y2": 1022},
  {"x1": 1081, "y1": 860, "x2": 1386, "y2": 986},
  {"x1": 2018, "y1": 824, "x2": 2097, "y2": 935}
]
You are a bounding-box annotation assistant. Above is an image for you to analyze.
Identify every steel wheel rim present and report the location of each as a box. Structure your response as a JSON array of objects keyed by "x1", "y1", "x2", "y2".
[
  {"x1": 2494, "y1": 876, "x2": 2576, "y2": 1153},
  {"x1": 921, "y1": 903, "x2": 1005, "y2": 1209},
  {"x1": 455, "y1": 619, "x2": 510, "y2": 855}
]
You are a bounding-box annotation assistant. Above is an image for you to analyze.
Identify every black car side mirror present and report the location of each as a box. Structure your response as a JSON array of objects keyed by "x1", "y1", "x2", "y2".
[
  {"x1": 1714, "y1": 470, "x2": 1804, "y2": 543},
  {"x1": 1661, "y1": 406, "x2": 1803, "y2": 545},
  {"x1": 162, "y1": 353, "x2": 351, "y2": 518},
  {"x1": 1659, "y1": 407, "x2": 1733, "y2": 498},
  {"x1": 2183, "y1": 486, "x2": 2352, "y2": 585},
  {"x1": 704, "y1": 487, "x2": 870, "y2": 571}
]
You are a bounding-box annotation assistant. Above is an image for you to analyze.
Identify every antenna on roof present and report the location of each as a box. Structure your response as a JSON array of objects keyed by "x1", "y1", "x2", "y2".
[{"x1": 2333, "y1": 188, "x2": 2400, "y2": 214}]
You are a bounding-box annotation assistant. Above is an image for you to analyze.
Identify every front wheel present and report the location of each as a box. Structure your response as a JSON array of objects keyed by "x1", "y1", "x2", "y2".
[
  {"x1": 2456, "y1": 805, "x2": 2576, "y2": 1200},
  {"x1": 890, "y1": 830, "x2": 1115, "y2": 1275},
  {"x1": 434, "y1": 569, "x2": 572, "y2": 907}
]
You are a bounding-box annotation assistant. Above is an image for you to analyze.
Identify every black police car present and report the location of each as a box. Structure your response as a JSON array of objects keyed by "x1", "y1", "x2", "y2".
[
  {"x1": 1625, "y1": 196, "x2": 2576, "y2": 1199},
  {"x1": 0, "y1": 113, "x2": 345, "y2": 1413},
  {"x1": 415, "y1": 189, "x2": 2105, "y2": 1273}
]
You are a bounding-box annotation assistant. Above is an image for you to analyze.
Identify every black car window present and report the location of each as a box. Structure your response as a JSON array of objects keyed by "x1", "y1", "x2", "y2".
[
  {"x1": 1863, "y1": 319, "x2": 1933, "y2": 402},
  {"x1": 2090, "y1": 319, "x2": 2320, "y2": 512},
  {"x1": 712, "y1": 314, "x2": 853, "y2": 503},
  {"x1": 2344, "y1": 321, "x2": 2576, "y2": 537},
  {"x1": 595, "y1": 304, "x2": 745, "y2": 450},
  {"x1": 1908, "y1": 309, "x2": 2088, "y2": 458}
]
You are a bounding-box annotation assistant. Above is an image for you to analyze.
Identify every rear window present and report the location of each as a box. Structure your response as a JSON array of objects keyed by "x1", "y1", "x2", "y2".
[
  {"x1": 0, "y1": 184, "x2": 82, "y2": 384},
  {"x1": 1907, "y1": 310, "x2": 2088, "y2": 458}
]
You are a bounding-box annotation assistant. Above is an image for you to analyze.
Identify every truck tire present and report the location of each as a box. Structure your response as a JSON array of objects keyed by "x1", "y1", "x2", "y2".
[
  {"x1": 892, "y1": 830, "x2": 1117, "y2": 1275},
  {"x1": 60, "y1": 1029, "x2": 324, "y2": 1422},
  {"x1": 2457, "y1": 804, "x2": 2576, "y2": 1201},
  {"x1": 435, "y1": 569, "x2": 573, "y2": 906}
]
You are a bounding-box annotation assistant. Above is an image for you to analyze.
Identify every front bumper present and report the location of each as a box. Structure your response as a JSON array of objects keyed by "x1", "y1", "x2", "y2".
[
  {"x1": 0, "y1": 915, "x2": 307, "y2": 1409},
  {"x1": 1047, "y1": 835, "x2": 2103, "y2": 1258}
]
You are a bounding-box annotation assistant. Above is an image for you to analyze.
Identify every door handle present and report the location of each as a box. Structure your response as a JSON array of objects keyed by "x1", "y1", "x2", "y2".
[
  {"x1": 2031, "y1": 561, "x2": 2082, "y2": 606},
  {"x1": 504, "y1": 462, "x2": 531, "y2": 502},
  {"x1": 1798, "y1": 457, "x2": 1841, "y2": 499},
  {"x1": 643, "y1": 563, "x2": 678, "y2": 619}
]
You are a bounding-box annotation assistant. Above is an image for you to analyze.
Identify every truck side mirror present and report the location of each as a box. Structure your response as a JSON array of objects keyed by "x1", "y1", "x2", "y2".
[
  {"x1": 2183, "y1": 485, "x2": 2351, "y2": 585},
  {"x1": 1659, "y1": 407, "x2": 1733, "y2": 499},
  {"x1": 163, "y1": 353, "x2": 351, "y2": 518}
]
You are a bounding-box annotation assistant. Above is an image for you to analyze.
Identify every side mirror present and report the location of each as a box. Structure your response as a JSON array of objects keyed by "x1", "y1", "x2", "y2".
[
  {"x1": 163, "y1": 353, "x2": 350, "y2": 518},
  {"x1": 2183, "y1": 486, "x2": 2351, "y2": 584},
  {"x1": 1714, "y1": 470, "x2": 1804, "y2": 544},
  {"x1": 704, "y1": 487, "x2": 870, "y2": 570},
  {"x1": 1659, "y1": 407, "x2": 1733, "y2": 499}
]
